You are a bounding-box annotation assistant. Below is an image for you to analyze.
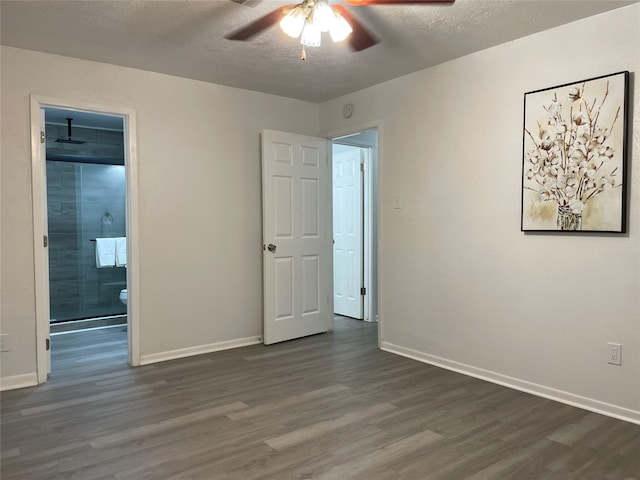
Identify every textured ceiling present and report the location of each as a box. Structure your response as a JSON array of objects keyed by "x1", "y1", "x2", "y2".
[{"x1": 1, "y1": 0, "x2": 636, "y2": 102}]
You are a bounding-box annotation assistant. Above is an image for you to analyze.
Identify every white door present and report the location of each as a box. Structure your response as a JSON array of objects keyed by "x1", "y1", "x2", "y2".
[
  {"x1": 332, "y1": 147, "x2": 363, "y2": 319},
  {"x1": 262, "y1": 130, "x2": 332, "y2": 345}
]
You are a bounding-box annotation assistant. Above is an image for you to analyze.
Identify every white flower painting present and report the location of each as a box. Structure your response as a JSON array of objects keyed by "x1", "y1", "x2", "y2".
[{"x1": 521, "y1": 71, "x2": 628, "y2": 232}]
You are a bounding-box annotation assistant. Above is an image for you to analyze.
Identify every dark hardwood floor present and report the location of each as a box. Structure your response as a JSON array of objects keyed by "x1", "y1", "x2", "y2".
[{"x1": 1, "y1": 318, "x2": 639, "y2": 479}]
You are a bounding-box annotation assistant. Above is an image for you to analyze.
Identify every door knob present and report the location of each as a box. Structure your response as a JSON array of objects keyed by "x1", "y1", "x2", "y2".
[{"x1": 267, "y1": 243, "x2": 277, "y2": 253}]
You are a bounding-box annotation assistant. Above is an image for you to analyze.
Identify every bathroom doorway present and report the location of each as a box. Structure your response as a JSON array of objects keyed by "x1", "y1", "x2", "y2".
[
  {"x1": 44, "y1": 108, "x2": 128, "y2": 333},
  {"x1": 30, "y1": 96, "x2": 140, "y2": 382},
  {"x1": 44, "y1": 107, "x2": 128, "y2": 370}
]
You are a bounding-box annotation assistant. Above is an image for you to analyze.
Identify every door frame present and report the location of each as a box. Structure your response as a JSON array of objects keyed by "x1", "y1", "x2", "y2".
[
  {"x1": 30, "y1": 95, "x2": 141, "y2": 382},
  {"x1": 322, "y1": 120, "x2": 383, "y2": 346}
]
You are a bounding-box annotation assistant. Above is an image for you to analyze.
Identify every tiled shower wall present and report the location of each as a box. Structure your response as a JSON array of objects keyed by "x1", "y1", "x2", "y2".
[
  {"x1": 46, "y1": 123, "x2": 124, "y2": 160},
  {"x1": 47, "y1": 161, "x2": 127, "y2": 321}
]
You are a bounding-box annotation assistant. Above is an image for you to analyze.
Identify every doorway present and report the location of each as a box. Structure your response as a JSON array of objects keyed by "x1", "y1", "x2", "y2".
[
  {"x1": 260, "y1": 128, "x2": 378, "y2": 345},
  {"x1": 30, "y1": 95, "x2": 140, "y2": 382},
  {"x1": 44, "y1": 108, "x2": 128, "y2": 332},
  {"x1": 332, "y1": 128, "x2": 378, "y2": 323}
]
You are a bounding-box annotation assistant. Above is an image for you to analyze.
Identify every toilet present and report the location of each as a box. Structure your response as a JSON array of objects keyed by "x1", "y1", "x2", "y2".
[{"x1": 119, "y1": 288, "x2": 128, "y2": 305}]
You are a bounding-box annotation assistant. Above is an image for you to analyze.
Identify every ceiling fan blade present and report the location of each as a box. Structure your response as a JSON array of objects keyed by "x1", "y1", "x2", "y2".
[
  {"x1": 345, "y1": 0, "x2": 454, "y2": 5},
  {"x1": 225, "y1": 6, "x2": 293, "y2": 41},
  {"x1": 332, "y1": 5, "x2": 379, "y2": 52}
]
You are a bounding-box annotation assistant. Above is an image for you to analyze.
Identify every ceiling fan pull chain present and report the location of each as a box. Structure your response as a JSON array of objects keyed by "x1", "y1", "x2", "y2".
[{"x1": 301, "y1": 46, "x2": 307, "y2": 60}]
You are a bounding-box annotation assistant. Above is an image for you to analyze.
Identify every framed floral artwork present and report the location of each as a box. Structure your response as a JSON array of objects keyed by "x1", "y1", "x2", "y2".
[{"x1": 521, "y1": 71, "x2": 629, "y2": 232}]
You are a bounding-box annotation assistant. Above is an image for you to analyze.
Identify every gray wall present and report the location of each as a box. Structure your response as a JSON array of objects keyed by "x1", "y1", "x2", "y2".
[{"x1": 46, "y1": 161, "x2": 126, "y2": 321}]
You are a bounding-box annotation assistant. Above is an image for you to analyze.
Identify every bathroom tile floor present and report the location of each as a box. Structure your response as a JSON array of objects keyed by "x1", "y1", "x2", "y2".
[
  {"x1": 50, "y1": 315, "x2": 127, "y2": 334},
  {"x1": 1, "y1": 317, "x2": 639, "y2": 479}
]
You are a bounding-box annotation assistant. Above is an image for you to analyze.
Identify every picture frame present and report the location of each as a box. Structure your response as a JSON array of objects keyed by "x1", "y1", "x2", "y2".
[{"x1": 521, "y1": 71, "x2": 629, "y2": 233}]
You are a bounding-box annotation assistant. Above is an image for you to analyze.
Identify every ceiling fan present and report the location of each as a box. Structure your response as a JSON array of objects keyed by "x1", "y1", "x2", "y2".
[{"x1": 225, "y1": 0, "x2": 455, "y2": 59}]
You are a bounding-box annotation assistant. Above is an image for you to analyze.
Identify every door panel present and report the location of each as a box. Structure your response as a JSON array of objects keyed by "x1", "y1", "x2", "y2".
[
  {"x1": 262, "y1": 130, "x2": 331, "y2": 345},
  {"x1": 301, "y1": 178, "x2": 319, "y2": 237},
  {"x1": 274, "y1": 257, "x2": 294, "y2": 320},
  {"x1": 274, "y1": 176, "x2": 293, "y2": 237},
  {"x1": 333, "y1": 147, "x2": 364, "y2": 319},
  {"x1": 302, "y1": 255, "x2": 319, "y2": 314}
]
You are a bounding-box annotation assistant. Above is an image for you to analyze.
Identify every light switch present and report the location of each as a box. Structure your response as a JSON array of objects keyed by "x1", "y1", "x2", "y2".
[{"x1": 393, "y1": 194, "x2": 402, "y2": 209}]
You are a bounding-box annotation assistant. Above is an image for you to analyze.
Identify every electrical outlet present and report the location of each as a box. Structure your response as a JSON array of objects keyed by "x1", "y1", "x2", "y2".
[
  {"x1": 0, "y1": 334, "x2": 9, "y2": 352},
  {"x1": 607, "y1": 342, "x2": 621, "y2": 365}
]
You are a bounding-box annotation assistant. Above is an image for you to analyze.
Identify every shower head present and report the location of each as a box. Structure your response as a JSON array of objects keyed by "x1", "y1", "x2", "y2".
[{"x1": 55, "y1": 118, "x2": 86, "y2": 145}]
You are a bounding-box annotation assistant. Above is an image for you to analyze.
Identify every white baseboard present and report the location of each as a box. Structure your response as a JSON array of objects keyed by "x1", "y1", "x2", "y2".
[
  {"x1": 0, "y1": 373, "x2": 38, "y2": 391},
  {"x1": 140, "y1": 336, "x2": 262, "y2": 366},
  {"x1": 381, "y1": 341, "x2": 640, "y2": 425}
]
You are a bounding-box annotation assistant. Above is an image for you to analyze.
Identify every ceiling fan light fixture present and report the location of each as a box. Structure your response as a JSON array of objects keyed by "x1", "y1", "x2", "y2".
[
  {"x1": 280, "y1": 0, "x2": 353, "y2": 44},
  {"x1": 329, "y1": 12, "x2": 353, "y2": 42},
  {"x1": 280, "y1": 6, "x2": 306, "y2": 38},
  {"x1": 277, "y1": 0, "x2": 356, "y2": 56}
]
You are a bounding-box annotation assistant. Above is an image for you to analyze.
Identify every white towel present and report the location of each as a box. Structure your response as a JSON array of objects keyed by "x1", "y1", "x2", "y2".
[
  {"x1": 95, "y1": 238, "x2": 116, "y2": 268},
  {"x1": 115, "y1": 237, "x2": 127, "y2": 267}
]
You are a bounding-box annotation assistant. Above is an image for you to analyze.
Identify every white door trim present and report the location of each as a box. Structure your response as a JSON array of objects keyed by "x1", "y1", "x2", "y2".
[
  {"x1": 30, "y1": 102, "x2": 49, "y2": 381},
  {"x1": 30, "y1": 95, "x2": 141, "y2": 381},
  {"x1": 322, "y1": 120, "x2": 383, "y2": 346}
]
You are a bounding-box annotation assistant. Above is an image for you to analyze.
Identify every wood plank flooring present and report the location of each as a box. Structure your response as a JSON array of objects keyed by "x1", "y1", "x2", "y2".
[{"x1": 2, "y1": 318, "x2": 639, "y2": 479}]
